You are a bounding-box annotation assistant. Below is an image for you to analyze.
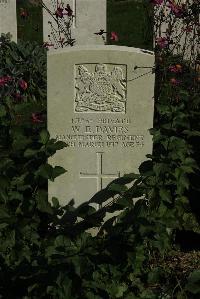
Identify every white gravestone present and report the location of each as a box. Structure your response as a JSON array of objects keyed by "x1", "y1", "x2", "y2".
[
  {"x1": 0, "y1": 0, "x2": 17, "y2": 42},
  {"x1": 154, "y1": 0, "x2": 198, "y2": 61},
  {"x1": 48, "y1": 45, "x2": 154, "y2": 206},
  {"x1": 43, "y1": 0, "x2": 106, "y2": 47}
]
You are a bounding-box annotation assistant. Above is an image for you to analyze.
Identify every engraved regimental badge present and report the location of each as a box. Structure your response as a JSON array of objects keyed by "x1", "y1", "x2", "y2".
[{"x1": 74, "y1": 64, "x2": 127, "y2": 113}]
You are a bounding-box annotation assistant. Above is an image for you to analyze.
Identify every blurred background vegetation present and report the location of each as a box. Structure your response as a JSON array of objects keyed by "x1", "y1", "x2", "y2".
[
  {"x1": 16, "y1": 0, "x2": 153, "y2": 50},
  {"x1": 17, "y1": 0, "x2": 43, "y2": 44}
]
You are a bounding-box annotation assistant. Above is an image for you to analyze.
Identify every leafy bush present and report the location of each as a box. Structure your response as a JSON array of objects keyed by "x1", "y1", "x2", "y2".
[{"x1": 0, "y1": 0, "x2": 200, "y2": 296}]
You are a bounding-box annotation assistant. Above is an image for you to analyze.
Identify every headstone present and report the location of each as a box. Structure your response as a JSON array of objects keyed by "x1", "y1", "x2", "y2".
[
  {"x1": 43, "y1": 0, "x2": 106, "y2": 48},
  {"x1": 0, "y1": 0, "x2": 17, "y2": 42},
  {"x1": 154, "y1": 0, "x2": 198, "y2": 61},
  {"x1": 48, "y1": 45, "x2": 154, "y2": 206}
]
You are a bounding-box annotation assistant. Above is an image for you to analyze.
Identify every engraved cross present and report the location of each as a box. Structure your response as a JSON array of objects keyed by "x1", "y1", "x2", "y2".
[{"x1": 80, "y1": 152, "x2": 120, "y2": 192}]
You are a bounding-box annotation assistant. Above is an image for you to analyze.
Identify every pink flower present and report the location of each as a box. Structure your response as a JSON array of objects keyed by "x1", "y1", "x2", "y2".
[
  {"x1": 170, "y1": 78, "x2": 181, "y2": 86},
  {"x1": 184, "y1": 26, "x2": 193, "y2": 33},
  {"x1": 31, "y1": 113, "x2": 43, "y2": 123},
  {"x1": 0, "y1": 76, "x2": 12, "y2": 86},
  {"x1": 156, "y1": 37, "x2": 169, "y2": 49},
  {"x1": 19, "y1": 79, "x2": 28, "y2": 91},
  {"x1": 110, "y1": 32, "x2": 119, "y2": 42},
  {"x1": 168, "y1": 64, "x2": 182, "y2": 73},
  {"x1": 55, "y1": 7, "x2": 64, "y2": 18},
  {"x1": 13, "y1": 92, "x2": 23, "y2": 101},
  {"x1": 43, "y1": 42, "x2": 54, "y2": 49},
  {"x1": 0, "y1": 78, "x2": 6, "y2": 86},
  {"x1": 151, "y1": 0, "x2": 163, "y2": 5},
  {"x1": 167, "y1": 1, "x2": 185, "y2": 17},
  {"x1": 20, "y1": 8, "x2": 29, "y2": 19}
]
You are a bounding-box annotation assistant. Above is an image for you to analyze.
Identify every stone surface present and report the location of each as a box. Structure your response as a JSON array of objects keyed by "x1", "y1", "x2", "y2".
[
  {"x1": 154, "y1": 0, "x2": 198, "y2": 61},
  {"x1": 0, "y1": 0, "x2": 17, "y2": 42},
  {"x1": 43, "y1": 0, "x2": 106, "y2": 48},
  {"x1": 48, "y1": 45, "x2": 154, "y2": 206}
]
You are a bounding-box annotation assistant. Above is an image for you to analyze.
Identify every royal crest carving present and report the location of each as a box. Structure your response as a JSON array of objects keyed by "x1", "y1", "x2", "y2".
[{"x1": 74, "y1": 64, "x2": 127, "y2": 113}]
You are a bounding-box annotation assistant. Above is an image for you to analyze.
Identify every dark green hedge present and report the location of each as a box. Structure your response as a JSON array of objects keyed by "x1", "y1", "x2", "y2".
[{"x1": 0, "y1": 31, "x2": 199, "y2": 298}]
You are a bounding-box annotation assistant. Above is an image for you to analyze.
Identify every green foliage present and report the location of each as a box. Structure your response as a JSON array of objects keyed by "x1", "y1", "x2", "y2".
[
  {"x1": 185, "y1": 270, "x2": 200, "y2": 295},
  {"x1": 107, "y1": 0, "x2": 153, "y2": 50},
  {"x1": 16, "y1": 0, "x2": 43, "y2": 44},
  {"x1": 0, "y1": 17, "x2": 200, "y2": 299}
]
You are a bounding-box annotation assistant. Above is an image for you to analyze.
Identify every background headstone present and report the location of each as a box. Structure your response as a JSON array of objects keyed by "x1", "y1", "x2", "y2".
[
  {"x1": 43, "y1": 0, "x2": 106, "y2": 47},
  {"x1": 154, "y1": 0, "x2": 198, "y2": 61},
  {"x1": 0, "y1": 0, "x2": 17, "y2": 42},
  {"x1": 14, "y1": 0, "x2": 154, "y2": 50},
  {"x1": 48, "y1": 46, "x2": 154, "y2": 206}
]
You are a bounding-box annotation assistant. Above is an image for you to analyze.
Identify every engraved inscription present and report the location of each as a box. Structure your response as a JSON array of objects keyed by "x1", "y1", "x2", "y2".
[
  {"x1": 80, "y1": 152, "x2": 120, "y2": 192},
  {"x1": 74, "y1": 64, "x2": 127, "y2": 113},
  {"x1": 55, "y1": 117, "x2": 145, "y2": 149},
  {"x1": 0, "y1": 0, "x2": 8, "y2": 5}
]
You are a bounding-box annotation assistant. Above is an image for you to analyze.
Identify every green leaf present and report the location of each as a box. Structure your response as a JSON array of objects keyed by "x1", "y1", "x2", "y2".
[
  {"x1": 55, "y1": 235, "x2": 71, "y2": 247},
  {"x1": 8, "y1": 191, "x2": 23, "y2": 201},
  {"x1": 89, "y1": 188, "x2": 117, "y2": 204},
  {"x1": 36, "y1": 164, "x2": 53, "y2": 180},
  {"x1": 0, "y1": 176, "x2": 10, "y2": 189},
  {"x1": 115, "y1": 284, "x2": 128, "y2": 298},
  {"x1": 180, "y1": 165, "x2": 194, "y2": 174},
  {"x1": 12, "y1": 134, "x2": 31, "y2": 151},
  {"x1": 76, "y1": 203, "x2": 96, "y2": 218},
  {"x1": 35, "y1": 164, "x2": 66, "y2": 181},
  {"x1": 0, "y1": 208, "x2": 9, "y2": 219},
  {"x1": 179, "y1": 174, "x2": 190, "y2": 190},
  {"x1": 0, "y1": 105, "x2": 7, "y2": 117},
  {"x1": 108, "y1": 183, "x2": 128, "y2": 194},
  {"x1": 86, "y1": 292, "x2": 102, "y2": 299},
  {"x1": 125, "y1": 185, "x2": 144, "y2": 199},
  {"x1": 153, "y1": 163, "x2": 169, "y2": 177},
  {"x1": 183, "y1": 157, "x2": 199, "y2": 170},
  {"x1": 51, "y1": 166, "x2": 66, "y2": 181},
  {"x1": 148, "y1": 267, "x2": 163, "y2": 284},
  {"x1": 46, "y1": 140, "x2": 67, "y2": 156},
  {"x1": 139, "y1": 160, "x2": 154, "y2": 176},
  {"x1": 140, "y1": 289, "x2": 157, "y2": 299},
  {"x1": 116, "y1": 196, "x2": 133, "y2": 207},
  {"x1": 0, "y1": 190, "x2": 8, "y2": 201},
  {"x1": 176, "y1": 291, "x2": 187, "y2": 299},
  {"x1": 54, "y1": 140, "x2": 68, "y2": 150},
  {"x1": 0, "y1": 223, "x2": 9, "y2": 229},
  {"x1": 52, "y1": 197, "x2": 60, "y2": 208},
  {"x1": 124, "y1": 294, "x2": 137, "y2": 299},
  {"x1": 185, "y1": 270, "x2": 200, "y2": 295},
  {"x1": 98, "y1": 216, "x2": 117, "y2": 234},
  {"x1": 39, "y1": 129, "x2": 50, "y2": 144},
  {"x1": 24, "y1": 148, "x2": 39, "y2": 158},
  {"x1": 107, "y1": 173, "x2": 140, "y2": 186},
  {"x1": 182, "y1": 130, "x2": 200, "y2": 137},
  {"x1": 159, "y1": 188, "x2": 172, "y2": 203},
  {"x1": 36, "y1": 190, "x2": 53, "y2": 215}
]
